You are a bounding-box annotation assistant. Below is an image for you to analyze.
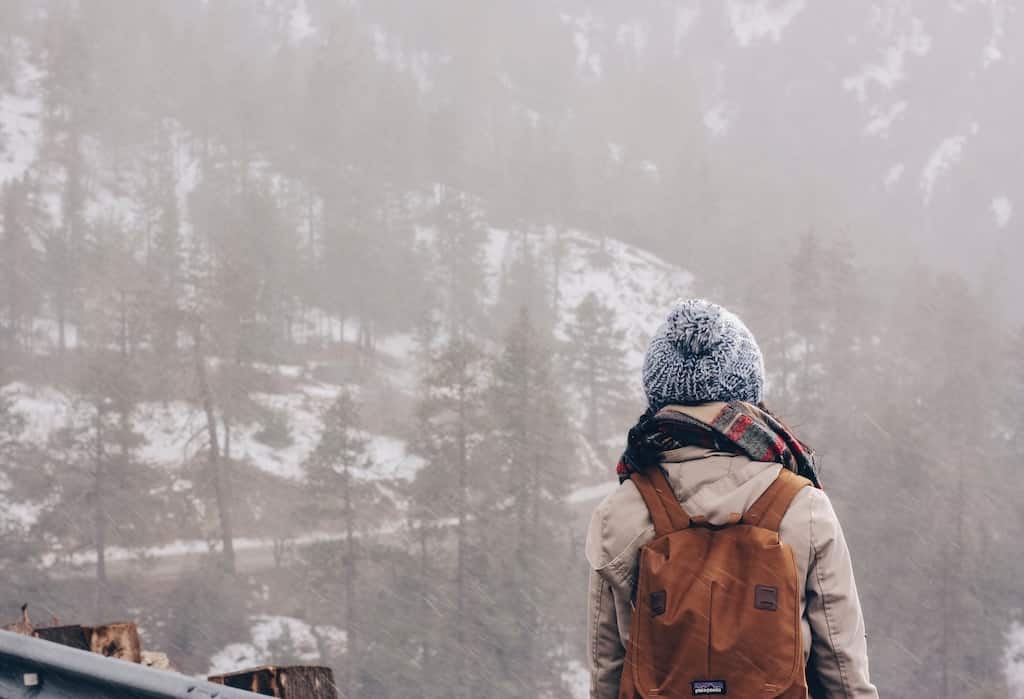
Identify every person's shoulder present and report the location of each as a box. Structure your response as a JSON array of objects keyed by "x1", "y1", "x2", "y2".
[
  {"x1": 585, "y1": 477, "x2": 653, "y2": 571},
  {"x1": 779, "y1": 484, "x2": 843, "y2": 540}
]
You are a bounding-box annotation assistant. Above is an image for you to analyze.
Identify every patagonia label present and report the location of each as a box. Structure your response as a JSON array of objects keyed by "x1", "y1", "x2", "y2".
[
  {"x1": 754, "y1": 585, "x2": 778, "y2": 611},
  {"x1": 650, "y1": 590, "x2": 666, "y2": 616},
  {"x1": 692, "y1": 680, "x2": 726, "y2": 695}
]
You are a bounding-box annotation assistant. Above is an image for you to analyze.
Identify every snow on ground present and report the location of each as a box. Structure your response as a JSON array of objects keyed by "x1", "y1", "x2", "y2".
[
  {"x1": 360, "y1": 433, "x2": 426, "y2": 480},
  {"x1": 4, "y1": 382, "x2": 75, "y2": 446},
  {"x1": 842, "y1": 17, "x2": 931, "y2": 103},
  {"x1": 237, "y1": 391, "x2": 422, "y2": 480},
  {"x1": 982, "y1": 0, "x2": 1008, "y2": 68},
  {"x1": 0, "y1": 495, "x2": 43, "y2": 529},
  {"x1": 238, "y1": 390, "x2": 334, "y2": 480},
  {"x1": 374, "y1": 331, "x2": 418, "y2": 362},
  {"x1": 558, "y1": 12, "x2": 603, "y2": 79},
  {"x1": 553, "y1": 230, "x2": 694, "y2": 370},
  {"x1": 920, "y1": 124, "x2": 978, "y2": 204},
  {"x1": 208, "y1": 615, "x2": 346, "y2": 676},
  {"x1": 563, "y1": 658, "x2": 590, "y2": 699},
  {"x1": 0, "y1": 40, "x2": 43, "y2": 185},
  {"x1": 992, "y1": 195, "x2": 1013, "y2": 228},
  {"x1": 135, "y1": 400, "x2": 206, "y2": 466},
  {"x1": 420, "y1": 219, "x2": 692, "y2": 375},
  {"x1": 725, "y1": 0, "x2": 807, "y2": 47},
  {"x1": 1007, "y1": 621, "x2": 1024, "y2": 699},
  {"x1": 29, "y1": 318, "x2": 80, "y2": 353},
  {"x1": 864, "y1": 100, "x2": 907, "y2": 137},
  {"x1": 883, "y1": 163, "x2": 905, "y2": 190},
  {"x1": 289, "y1": 0, "x2": 316, "y2": 43},
  {"x1": 6, "y1": 380, "x2": 421, "y2": 483}
]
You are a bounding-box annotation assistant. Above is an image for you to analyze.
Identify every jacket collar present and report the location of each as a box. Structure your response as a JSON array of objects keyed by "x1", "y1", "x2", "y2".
[
  {"x1": 655, "y1": 403, "x2": 737, "y2": 464},
  {"x1": 659, "y1": 444, "x2": 739, "y2": 464}
]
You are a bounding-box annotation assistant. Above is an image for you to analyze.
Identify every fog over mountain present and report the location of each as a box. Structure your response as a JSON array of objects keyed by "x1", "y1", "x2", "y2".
[
  {"x1": 0, "y1": 2, "x2": 1022, "y2": 698},
  {"x1": 347, "y1": 0, "x2": 1023, "y2": 314}
]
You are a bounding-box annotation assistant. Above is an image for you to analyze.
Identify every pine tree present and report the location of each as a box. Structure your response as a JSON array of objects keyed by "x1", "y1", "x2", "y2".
[
  {"x1": 39, "y1": 3, "x2": 93, "y2": 355},
  {"x1": 0, "y1": 378, "x2": 41, "y2": 591},
  {"x1": 188, "y1": 315, "x2": 236, "y2": 575},
  {"x1": 495, "y1": 230, "x2": 555, "y2": 335},
  {"x1": 431, "y1": 188, "x2": 489, "y2": 340},
  {"x1": 302, "y1": 388, "x2": 382, "y2": 699},
  {"x1": 144, "y1": 129, "x2": 185, "y2": 361},
  {"x1": 0, "y1": 177, "x2": 43, "y2": 353},
  {"x1": 36, "y1": 352, "x2": 164, "y2": 618},
  {"x1": 485, "y1": 306, "x2": 576, "y2": 697},
  {"x1": 408, "y1": 330, "x2": 488, "y2": 699},
  {"x1": 563, "y1": 291, "x2": 630, "y2": 457}
]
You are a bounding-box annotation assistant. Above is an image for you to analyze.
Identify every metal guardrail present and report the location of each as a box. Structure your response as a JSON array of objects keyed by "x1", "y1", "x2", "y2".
[{"x1": 0, "y1": 629, "x2": 261, "y2": 699}]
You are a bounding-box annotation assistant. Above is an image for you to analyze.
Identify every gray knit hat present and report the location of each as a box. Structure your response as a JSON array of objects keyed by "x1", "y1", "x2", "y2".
[{"x1": 642, "y1": 298, "x2": 764, "y2": 411}]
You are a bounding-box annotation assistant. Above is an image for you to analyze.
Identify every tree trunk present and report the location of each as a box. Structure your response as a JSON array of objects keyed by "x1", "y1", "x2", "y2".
[
  {"x1": 93, "y1": 403, "x2": 107, "y2": 619},
  {"x1": 119, "y1": 289, "x2": 129, "y2": 358},
  {"x1": 552, "y1": 227, "x2": 561, "y2": 315},
  {"x1": 343, "y1": 464, "x2": 356, "y2": 699},
  {"x1": 455, "y1": 378, "x2": 468, "y2": 699},
  {"x1": 418, "y1": 520, "x2": 432, "y2": 681},
  {"x1": 193, "y1": 320, "x2": 236, "y2": 574},
  {"x1": 56, "y1": 278, "x2": 67, "y2": 355},
  {"x1": 58, "y1": 127, "x2": 83, "y2": 356}
]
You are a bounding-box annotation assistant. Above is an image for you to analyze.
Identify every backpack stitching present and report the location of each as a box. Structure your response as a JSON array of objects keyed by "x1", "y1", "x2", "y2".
[{"x1": 811, "y1": 491, "x2": 852, "y2": 697}]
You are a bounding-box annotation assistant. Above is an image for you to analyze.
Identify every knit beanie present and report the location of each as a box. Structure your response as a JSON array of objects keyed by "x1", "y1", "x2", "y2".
[{"x1": 642, "y1": 298, "x2": 765, "y2": 412}]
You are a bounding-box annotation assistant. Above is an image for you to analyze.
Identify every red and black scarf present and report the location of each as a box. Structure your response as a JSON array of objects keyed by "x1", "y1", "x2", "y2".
[{"x1": 616, "y1": 401, "x2": 821, "y2": 488}]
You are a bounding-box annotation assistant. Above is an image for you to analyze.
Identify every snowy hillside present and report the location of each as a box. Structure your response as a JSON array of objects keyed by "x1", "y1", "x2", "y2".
[{"x1": 3, "y1": 223, "x2": 690, "y2": 483}]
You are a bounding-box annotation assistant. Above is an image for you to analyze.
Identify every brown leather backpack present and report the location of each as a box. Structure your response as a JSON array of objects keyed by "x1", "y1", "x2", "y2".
[{"x1": 618, "y1": 466, "x2": 812, "y2": 699}]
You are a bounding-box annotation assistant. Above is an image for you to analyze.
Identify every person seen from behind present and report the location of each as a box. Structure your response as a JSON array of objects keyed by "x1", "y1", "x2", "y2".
[{"x1": 586, "y1": 298, "x2": 878, "y2": 698}]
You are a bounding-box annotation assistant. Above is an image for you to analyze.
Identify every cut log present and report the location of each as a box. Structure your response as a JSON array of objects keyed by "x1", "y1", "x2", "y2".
[
  {"x1": 33, "y1": 621, "x2": 142, "y2": 663},
  {"x1": 209, "y1": 666, "x2": 337, "y2": 699},
  {"x1": 33, "y1": 625, "x2": 90, "y2": 650},
  {"x1": 87, "y1": 622, "x2": 143, "y2": 662}
]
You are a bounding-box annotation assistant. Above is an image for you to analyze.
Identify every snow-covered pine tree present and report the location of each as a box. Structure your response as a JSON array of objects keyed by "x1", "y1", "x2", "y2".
[
  {"x1": 38, "y1": 2, "x2": 92, "y2": 356},
  {"x1": 431, "y1": 187, "x2": 490, "y2": 340},
  {"x1": 142, "y1": 128, "x2": 186, "y2": 364},
  {"x1": 495, "y1": 229, "x2": 555, "y2": 337},
  {"x1": 485, "y1": 305, "x2": 576, "y2": 698},
  {"x1": 35, "y1": 352, "x2": 165, "y2": 619},
  {"x1": 407, "y1": 329, "x2": 488, "y2": 699},
  {"x1": 0, "y1": 378, "x2": 41, "y2": 592},
  {"x1": 563, "y1": 291, "x2": 630, "y2": 461},
  {"x1": 302, "y1": 387, "x2": 381, "y2": 699}
]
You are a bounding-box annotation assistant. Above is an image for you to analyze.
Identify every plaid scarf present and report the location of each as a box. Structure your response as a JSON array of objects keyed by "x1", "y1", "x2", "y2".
[{"x1": 616, "y1": 401, "x2": 821, "y2": 488}]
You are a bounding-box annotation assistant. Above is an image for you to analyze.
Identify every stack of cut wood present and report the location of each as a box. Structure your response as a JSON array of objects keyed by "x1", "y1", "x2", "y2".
[
  {"x1": 4, "y1": 604, "x2": 338, "y2": 698},
  {"x1": 3, "y1": 604, "x2": 169, "y2": 668},
  {"x1": 209, "y1": 666, "x2": 338, "y2": 699}
]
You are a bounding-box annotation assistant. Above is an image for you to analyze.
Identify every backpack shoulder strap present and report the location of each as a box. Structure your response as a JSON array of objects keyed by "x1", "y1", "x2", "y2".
[
  {"x1": 742, "y1": 469, "x2": 813, "y2": 532},
  {"x1": 631, "y1": 467, "x2": 691, "y2": 537}
]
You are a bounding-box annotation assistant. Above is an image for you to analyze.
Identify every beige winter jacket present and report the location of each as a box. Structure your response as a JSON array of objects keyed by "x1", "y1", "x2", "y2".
[{"x1": 585, "y1": 413, "x2": 879, "y2": 699}]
